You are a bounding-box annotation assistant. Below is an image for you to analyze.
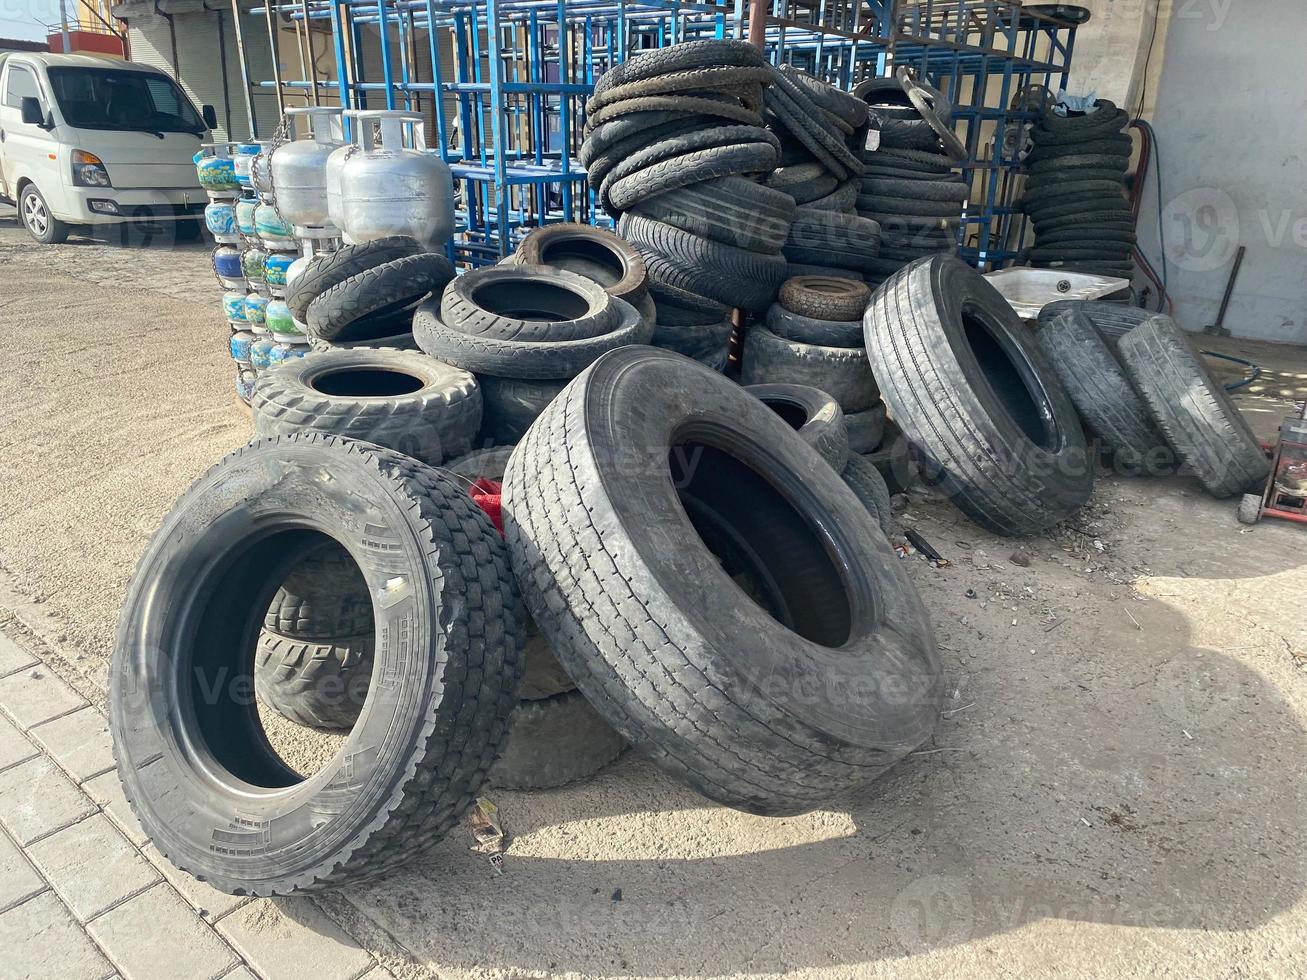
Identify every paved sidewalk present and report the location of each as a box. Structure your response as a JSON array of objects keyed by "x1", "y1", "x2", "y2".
[{"x1": 0, "y1": 632, "x2": 396, "y2": 980}]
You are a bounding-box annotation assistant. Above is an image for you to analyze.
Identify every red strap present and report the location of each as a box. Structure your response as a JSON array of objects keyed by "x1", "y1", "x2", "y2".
[{"x1": 469, "y1": 478, "x2": 504, "y2": 535}]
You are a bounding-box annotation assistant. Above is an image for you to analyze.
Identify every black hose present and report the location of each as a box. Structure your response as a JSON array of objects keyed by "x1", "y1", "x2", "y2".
[{"x1": 1201, "y1": 350, "x2": 1261, "y2": 391}]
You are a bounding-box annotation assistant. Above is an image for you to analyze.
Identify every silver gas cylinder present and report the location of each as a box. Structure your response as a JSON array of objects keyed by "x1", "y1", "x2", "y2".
[{"x1": 270, "y1": 108, "x2": 345, "y2": 238}]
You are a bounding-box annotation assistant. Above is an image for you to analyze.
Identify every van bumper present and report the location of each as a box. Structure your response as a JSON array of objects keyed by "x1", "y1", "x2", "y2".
[{"x1": 62, "y1": 187, "x2": 207, "y2": 225}]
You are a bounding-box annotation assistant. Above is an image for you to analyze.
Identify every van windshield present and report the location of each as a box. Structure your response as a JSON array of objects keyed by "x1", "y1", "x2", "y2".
[{"x1": 47, "y1": 66, "x2": 204, "y2": 135}]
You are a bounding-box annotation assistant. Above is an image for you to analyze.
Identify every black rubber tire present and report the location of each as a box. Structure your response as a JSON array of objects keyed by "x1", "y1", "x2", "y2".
[
  {"x1": 1029, "y1": 134, "x2": 1131, "y2": 157},
  {"x1": 619, "y1": 212, "x2": 786, "y2": 313},
  {"x1": 1037, "y1": 227, "x2": 1137, "y2": 246},
  {"x1": 580, "y1": 110, "x2": 716, "y2": 165},
  {"x1": 414, "y1": 293, "x2": 651, "y2": 379},
  {"x1": 877, "y1": 243, "x2": 958, "y2": 263},
  {"x1": 1024, "y1": 196, "x2": 1131, "y2": 223},
  {"x1": 647, "y1": 280, "x2": 731, "y2": 324},
  {"x1": 584, "y1": 117, "x2": 724, "y2": 190},
  {"x1": 864, "y1": 256, "x2": 1093, "y2": 535},
  {"x1": 1116, "y1": 316, "x2": 1271, "y2": 497},
  {"x1": 651, "y1": 314, "x2": 734, "y2": 359},
  {"x1": 309, "y1": 331, "x2": 419, "y2": 353},
  {"x1": 864, "y1": 420, "x2": 920, "y2": 494},
  {"x1": 860, "y1": 212, "x2": 960, "y2": 235},
  {"x1": 630, "y1": 175, "x2": 796, "y2": 253},
  {"x1": 861, "y1": 164, "x2": 958, "y2": 182},
  {"x1": 477, "y1": 375, "x2": 569, "y2": 446},
  {"x1": 790, "y1": 67, "x2": 868, "y2": 127},
  {"x1": 840, "y1": 452, "x2": 893, "y2": 535},
  {"x1": 783, "y1": 211, "x2": 882, "y2": 271},
  {"x1": 1030, "y1": 246, "x2": 1134, "y2": 263},
  {"x1": 845, "y1": 402, "x2": 887, "y2": 455},
  {"x1": 441, "y1": 265, "x2": 617, "y2": 342},
  {"x1": 255, "y1": 631, "x2": 374, "y2": 730},
  {"x1": 869, "y1": 113, "x2": 943, "y2": 152},
  {"x1": 870, "y1": 147, "x2": 956, "y2": 173},
  {"x1": 252, "y1": 348, "x2": 482, "y2": 466},
  {"x1": 777, "y1": 173, "x2": 840, "y2": 206},
  {"x1": 1030, "y1": 211, "x2": 1136, "y2": 235},
  {"x1": 803, "y1": 180, "x2": 860, "y2": 213},
  {"x1": 1035, "y1": 309, "x2": 1168, "y2": 469},
  {"x1": 19, "y1": 183, "x2": 70, "y2": 244},
  {"x1": 589, "y1": 66, "x2": 774, "y2": 112},
  {"x1": 512, "y1": 224, "x2": 648, "y2": 305},
  {"x1": 489, "y1": 691, "x2": 626, "y2": 791},
  {"x1": 501, "y1": 347, "x2": 942, "y2": 815},
  {"x1": 109, "y1": 433, "x2": 526, "y2": 894},
  {"x1": 263, "y1": 543, "x2": 373, "y2": 639},
  {"x1": 1035, "y1": 299, "x2": 1152, "y2": 343},
  {"x1": 1022, "y1": 180, "x2": 1128, "y2": 205},
  {"x1": 784, "y1": 263, "x2": 864, "y2": 281},
  {"x1": 584, "y1": 94, "x2": 763, "y2": 137},
  {"x1": 1037, "y1": 100, "x2": 1124, "y2": 134},
  {"x1": 860, "y1": 176, "x2": 968, "y2": 202},
  {"x1": 745, "y1": 382, "x2": 849, "y2": 468},
  {"x1": 607, "y1": 142, "x2": 779, "y2": 213},
  {"x1": 780, "y1": 276, "x2": 870, "y2": 321},
  {"x1": 599, "y1": 125, "x2": 779, "y2": 209},
  {"x1": 592, "y1": 39, "x2": 765, "y2": 95},
  {"x1": 741, "y1": 325, "x2": 877, "y2": 412},
  {"x1": 306, "y1": 253, "x2": 454, "y2": 343},
  {"x1": 287, "y1": 237, "x2": 421, "y2": 322},
  {"x1": 856, "y1": 195, "x2": 962, "y2": 218},
  {"x1": 767, "y1": 75, "x2": 863, "y2": 179},
  {"x1": 1025, "y1": 168, "x2": 1126, "y2": 190}
]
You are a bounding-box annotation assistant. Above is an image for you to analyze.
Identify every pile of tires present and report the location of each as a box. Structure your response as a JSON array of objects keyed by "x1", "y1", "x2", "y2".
[
  {"x1": 743, "y1": 275, "x2": 883, "y2": 448},
  {"x1": 1019, "y1": 99, "x2": 1136, "y2": 278},
  {"x1": 579, "y1": 40, "x2": 790, "y2": 315},
  {"x1": 1034, "y1": 303, "x2": 1269, "y2": 494},
  {"x1": 413, "y1": 261, "x2": 653, "y2": 445},
  {"x1": 286, "y1": 236, "x2": 455, "y2": 350},
  {"x1": 852, "y1": 71, "x2": 968, "y2": 289}
]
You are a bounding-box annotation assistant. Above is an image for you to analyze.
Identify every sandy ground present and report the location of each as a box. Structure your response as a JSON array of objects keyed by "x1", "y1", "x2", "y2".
[{"x1": 1, "y1": 209, "x2": 1305, "y2": 979}]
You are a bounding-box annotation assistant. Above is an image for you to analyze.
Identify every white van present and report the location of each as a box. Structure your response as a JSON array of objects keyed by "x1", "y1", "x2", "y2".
[{"x1": 0, "y1": 52, "x2": 215, "y2": 243}]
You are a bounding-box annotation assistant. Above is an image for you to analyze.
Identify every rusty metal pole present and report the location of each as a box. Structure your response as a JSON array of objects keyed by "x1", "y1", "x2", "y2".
[{"x1": 746, "y1": 0, "x2": 768, "y2": 48}]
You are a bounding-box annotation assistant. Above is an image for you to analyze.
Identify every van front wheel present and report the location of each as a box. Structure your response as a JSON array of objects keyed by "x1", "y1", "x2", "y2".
[{"x1": 20, "y1": 184, "x2": 69, "y2": 244}]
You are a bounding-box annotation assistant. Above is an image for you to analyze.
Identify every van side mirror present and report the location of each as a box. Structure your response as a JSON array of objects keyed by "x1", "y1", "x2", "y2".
[
  {"x1": 202, "y1": 104, "x2": 218, "y2": 130},
  {"x1": 20, "y1": 97, "x2": 44, "y2": 127}
]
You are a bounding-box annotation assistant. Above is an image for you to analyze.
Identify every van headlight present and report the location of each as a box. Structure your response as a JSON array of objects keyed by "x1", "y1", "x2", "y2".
[{"x1": 72, "y1": 149, "x2": 112, "y2": 188}]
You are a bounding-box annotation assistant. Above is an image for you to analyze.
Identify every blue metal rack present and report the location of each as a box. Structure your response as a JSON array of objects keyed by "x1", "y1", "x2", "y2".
[{"x1": 242, "y1": 0, "x2": 1076, "y2": 269}]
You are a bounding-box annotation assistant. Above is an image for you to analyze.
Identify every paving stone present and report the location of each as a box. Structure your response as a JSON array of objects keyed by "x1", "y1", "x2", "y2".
[
  {"x1": 0, "y1": 890, "x2": 114, "y2": 980},
  {"x1": 89, "y1": 883, "x2": 238, "y2": 980},
  {"x1": 218, "y1": 897, "x2": 374, "y2": 980},
  {"x1": 143, "y1": 843, "x2": 248, "y2": 921},
  {"x1": 28, "y1": 814, "x2": 159, "y2": 922},
  {"x1": 0, "y1": 756, "x2": 96, "y2": 845},
  {"x1": 0, "y1": 665, "x2": 86, "y2": 728},
  {"x1": 83, "y1": 770, "x2": 148, "y2": 846},
  {"x1": 0, "y1": 827, "x2": 45, "y2": 913},
  {"x1": 0, "y1": 633, "x2": 38, "y2": 676},
  {"x1": 0, "y1": 710, "x2": 38, "y2": 772},
  {"x1": 29, "y1": 707, "x2": 116, "y2": 782}
]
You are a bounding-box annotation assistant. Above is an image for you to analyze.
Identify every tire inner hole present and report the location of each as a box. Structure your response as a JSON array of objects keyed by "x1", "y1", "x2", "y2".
[
  {"x1": 962, "y1": 306, "x2": 1058, "y2": 450},
  {"x1": 539, "y1": 240, "x2": 624, "y2": 288},
  {"x1": 668, "y1": 441, "x2": 851, "y2": 648},
  {"x1": 473, "y1": 279, "x2": 592, "y2": 322},
  {"x1": 761, "y1": 399, "x2": 811, "y2": 432},
  {"x1": 310, "y1": 367, "x2": 425, "y2": 397}
]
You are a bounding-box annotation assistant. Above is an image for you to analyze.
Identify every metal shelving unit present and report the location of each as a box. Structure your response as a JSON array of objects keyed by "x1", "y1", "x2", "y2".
[{"x1": 236, "y1": 0, "x2": 1077, "y2": 269}]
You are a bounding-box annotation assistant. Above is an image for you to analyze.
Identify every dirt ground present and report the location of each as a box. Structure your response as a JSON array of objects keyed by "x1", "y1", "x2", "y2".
[{"x1": 1, "y1": 210, "x2": 1305, "y2": 979}]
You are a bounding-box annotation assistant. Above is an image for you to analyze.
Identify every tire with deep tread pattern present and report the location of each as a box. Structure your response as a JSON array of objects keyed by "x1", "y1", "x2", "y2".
[
  {"x1": 1116, "y1": 315, "x2": 1270, "y2": 497},
  {"x1": 802, "y1": 181, "x2": 859, "y2": 213},
  {"x1": 859, "y1": 176, "x2": 968, "y2": 202},
  {"x1": 863, "y1": 255, "x2": 1092, "y2": 535},
  {"x1": 489, "y1": 691, "x2": 627, "y2": 790},
  {"x1": 109, "y1": 433, "x2": 526, "y2": 894},
  {"x1": 306, "y1": 253, "x2": 454, "y2": 343},
  {"x1": 512, "y1": 224, "x2": 649, "y2": 305},
  {"x1": 585, "y1": 95, "x2": 763, "y2": 139},
  {"x1": 780, "y1": 276, "x2": 870, "y2": 321},
  {"x1": 1035, "y1": 310, "x2": 1169, "y2": 469},
  {"x1": 599, "y1": 125, "x2": 779, "y2": 209},
  {"x1": 607, "y1": 142, "x2": 778, "y2": 213},
  {"x1": 441, "y1": 265, "x2": 617, "y2": 342},
  {"x1": 287, "y1": 236, "x2": 421, "y2": 322},
  {"x1": 745, "y1": 382, "x2": 849, "y2": 468},
  {"x1": 630, "y1": 176, "x2": 796, "y2": 253},
  {"x1": 741, "y1": 325, "x2": 877, "y2": 412},
  {"x1": 593, "y1": 39, "x2": 766, "y2": 96},
  {"x1": 255, "y1": 631, "x2": 374, "y2": 730},
  {"x1": 252, "y1": 348, "x2": 481, "y2": 465},
  {"x1": 501, "y1": 346, "x2": 942, "y2": 815},
  {"x1": 263, "y1": 543, "x2": 373, "y2": 639},
  {"x1": 840, "y1": 452, "x2": 893, "y2": 535}
]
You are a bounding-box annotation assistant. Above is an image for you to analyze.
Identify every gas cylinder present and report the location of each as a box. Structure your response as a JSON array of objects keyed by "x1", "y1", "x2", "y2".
[
  {"x1": 235, "y1": 197, "x2": 258, "y2": 237},
  {"x1": 242, "y1": 245, "x2": 268, "y2": 286},
  {"x1": 245, "y1": 292, "x2": 269, "y2": 328},
  {"x1": 271, "y1": 107, "x2": 345, "y2": 238},
  {"x1": 334, "y1": 110, "x2": 453, "y2": 252},
  {"x1": 255, "y1": 202, "x2": 295, "y2": 249},
  {"x1": 213, "y1": 246, "x2": 244, "y2": 288},
  {"x1": 233, "y1": 143, "x2": 263, "y2": 190},
  {"x1": 263, "y1": 252, "x2": 295, "y2": 294},
  {"x1": 222, "y1": 290, "x2": 247, "y2": 324},
  {"x1": 266, "y1": 299, "x2": 304, "y2": 343},
  {"x1": 204, "y1": 200, "x2": 238, "y2": 241},
  {"x1": 196, "y1": 144, "x2": 239, "y2": 193}
]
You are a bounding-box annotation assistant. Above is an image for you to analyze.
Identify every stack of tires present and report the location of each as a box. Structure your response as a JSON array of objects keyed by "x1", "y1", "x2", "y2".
[
  {"x1": 413, "y1": 263, "x2": 653, "y2": 445},
  {"x1": 579, "y1": 40, "x2": 789, "y2": 315},
  {"x1": 742, "y1": 276, "x2": 882, "y2": 440},
  {"x1": 1019, "y1": 100, "x2": 1135, "y2": 278},
  {"x1": 853, "y1": 72, "x2": 969, "y2": 289},
  {"x1": 287, "y1": 236, "x2": 455, "y2": 351}
]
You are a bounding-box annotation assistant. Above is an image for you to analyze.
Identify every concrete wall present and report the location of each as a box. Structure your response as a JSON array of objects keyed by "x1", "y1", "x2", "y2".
[{"x1": 1134, "y1": 0, "x2": 1307, "y2": 342}]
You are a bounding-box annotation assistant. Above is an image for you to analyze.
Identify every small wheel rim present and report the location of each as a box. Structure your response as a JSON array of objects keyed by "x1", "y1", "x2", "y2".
[{"x1": 22, "y1": 192, "x2": 48, "y2": 236}]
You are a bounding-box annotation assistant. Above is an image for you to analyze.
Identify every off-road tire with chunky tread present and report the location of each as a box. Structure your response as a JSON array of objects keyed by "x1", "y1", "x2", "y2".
[
  {"x1": 255, "y1": 631, "x2": 375, "y2": 730},
  {"x1": 287, "y1": 236, "x2": 420, "y2": 322},
  {"x1": 780, "y1": 276, "x2": 870, "y2": 321},
  {"x1": 306, "y1": 253, "x2": 454, "y2": 343}
]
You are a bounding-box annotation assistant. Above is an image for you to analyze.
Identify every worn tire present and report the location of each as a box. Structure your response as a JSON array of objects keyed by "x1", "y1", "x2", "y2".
[
  {"x1": 599, "y1": 125, "x2": 779, "y2": 209},
  {"x1": 501, "y1": 347, "x2": 942, "y2": 815},
  {"x1": 784, "y1": 211, "x2": 882, "y2": 271},
  {"x1": 255, "y1": 631, "x2": 374, "y2": 730},
  {"x1": 310, "y1": 331, "x2": 419, "y2": 353},
  {"x1": 607, "y1": 142, "x2": 778, "y2": 213},
  {"x1": 512, "y1": 224, "x2": 648, "y2": 305},
  {"x1": 589, "y1": 66, "x2": 773, "y2": 112},
  {"x1": 765, "y1": 303, "x2": 862, "y2": 349},
  {"x1": 414, "y1": 293, "x2": 651, "y2": 379},
  {"x1": 1116, "y1": 316, "x2": 1270, "y2": 497},
  {"x1": 584, "y1": 95, "x2": 763, "y2": 137},
  {"x1": 845, "y1": 402, "x2": 887, "y2": 454},
  {"x1": 488, "y1": 691, "x2": 627, "y2": 791},
  {"x1": 651, "y1": 314, "x2": 734, "y2": 360},
  {"x1": 441, "y1": 265, "x2": 616, "y2": 342},
  {"x1": 1035, "y1": 309, "x2": 1168, "y2": 470},
  {"x1": 864, "y1": 256, "x2": 1092, "y2": 535},
  {"x1": 1035, "y1": 300, "x2": 1152, "y2": 343},
  {"x1": 856, "y1": 195, "x2": 961, "y2": 218},
  {"x1": 741, "y1": 325, "x2": 877, "y2": 412},
  {"x1": 263, "y1": 543, "x2": 373, "y2": 639},
  {"x1": 252, "y1": 348, "x2": 482, "y2": 465},
  {"x1": 647, "y1": 280, "x2": 731, "y2": 324},
  {"x1": 109, "y1": 433, "x2": 526, "y2": 894},
  {"x1": 287, "y1": 236, "x2": 421, "y2": 322},
  {"x1": 803, "y1": 181, "x2": 860, "y2": 213},
  {"x1": 619, "y1": 213, "x2": 785, "y2": 313},
  {"x1": 477, "y1": 375, "x2": 569, "y2": 446},
  {"x1": 860, "y1": 176, "x2": 968, "y2": 202},
  {"x1": 780, "y1": 275, "x2": 870, "y2": 321},
  {"x1": 865, "y1": 420, "x2": 920, "y2": 494},
  {"x1": 840, "y1": 452, "x2": 893, "y2": 535},
  {"x1": 593, "y1": 39, "x2": 766, "y2": 95},
  {"x1": 305, "y1": 253, "x2": 454, "y2": 343},
  {"x1": 630, "y1": 175, "x2": 795, "y2": 253},
  {"x1": 746, "y1": 382, "x2": 849, "y2": 468}
]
